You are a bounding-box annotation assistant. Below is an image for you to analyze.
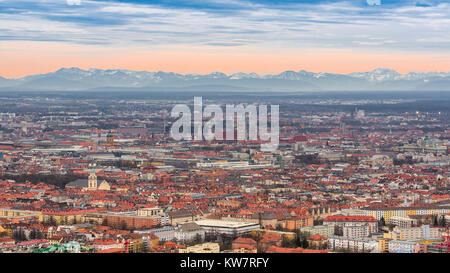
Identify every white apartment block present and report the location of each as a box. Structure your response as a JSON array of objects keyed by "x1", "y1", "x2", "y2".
[
  {"x1": 301, "y1": 225, "x2": 335, "y2": 237},
  {"x1": 328, "y1": 236, "x2": 379, "y2": 253},
  {"x1": 343, "y1": 224, "x2": 370, "y2": 238},
  {"x1": 389, "y1": 216, "x2": 417, "y2": 228},
  {"x1": 393, "y1": 225, "x2": 440, "y2": 240},
  {"x1": 324, "y1": 219, "x2": 378, "y2": 234}
]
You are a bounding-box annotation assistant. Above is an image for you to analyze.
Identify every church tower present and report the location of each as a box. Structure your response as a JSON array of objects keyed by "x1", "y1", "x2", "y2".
[
  {"x1": 88, "y1": 170, "x2": 98, "y2": 190},
  {"x1": 107, "y1": 131, "x2": 115, "y2": 146}
]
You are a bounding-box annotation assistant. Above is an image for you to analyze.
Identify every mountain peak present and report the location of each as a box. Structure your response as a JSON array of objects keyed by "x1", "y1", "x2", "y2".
[
  {"x1": 1, "y1": 67, "x2": 449, "y2": 91},
  {"x1": 371, "y1": 68, "x2": 399, "y2": 73},
  {"x1": 56, "y1": 67, "x2": 85, "y2": 73}
]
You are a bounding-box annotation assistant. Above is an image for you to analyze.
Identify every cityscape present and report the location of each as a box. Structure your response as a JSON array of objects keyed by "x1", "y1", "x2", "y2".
[
  {"x1": 0, "y1": 0, "x2": 450, "y2": 264},
  {"x1": 0, "y1": 90, "x2": 449, "y2": 254}
]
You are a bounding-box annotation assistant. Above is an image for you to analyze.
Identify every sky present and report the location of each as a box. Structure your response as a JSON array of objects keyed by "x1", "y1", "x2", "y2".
[{"x1": 0, "y1": 0, "x2": 449, "y2": 78}]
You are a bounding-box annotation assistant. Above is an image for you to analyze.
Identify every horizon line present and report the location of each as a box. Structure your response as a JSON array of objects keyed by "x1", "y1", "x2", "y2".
[{"x1": 2, "y1": 66, "x2": 450, "y2": 80}]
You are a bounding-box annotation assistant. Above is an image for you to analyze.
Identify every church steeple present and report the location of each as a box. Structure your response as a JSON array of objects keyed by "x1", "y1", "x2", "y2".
[{"x1": 88, "y1": 170, "x2": 97, "y2": 190}]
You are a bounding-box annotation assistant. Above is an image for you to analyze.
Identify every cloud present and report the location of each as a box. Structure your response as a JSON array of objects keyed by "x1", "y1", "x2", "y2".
[
  {"x1": 67, "y1": 0, "x2": 81, "y2": 6},
  {"x1": 0, "y1": 0, "x2": 448, "y2": 52}
]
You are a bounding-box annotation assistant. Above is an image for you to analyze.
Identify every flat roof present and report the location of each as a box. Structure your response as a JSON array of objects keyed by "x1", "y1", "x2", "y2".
[{"x1": 195, "y1": 219, "x2": 259, "y2": 228}]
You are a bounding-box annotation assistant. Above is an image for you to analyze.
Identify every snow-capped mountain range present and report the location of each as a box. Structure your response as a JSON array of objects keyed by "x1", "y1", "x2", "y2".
[{"x1": 1, "y1": 68, "x2": 450, "y2": 92}]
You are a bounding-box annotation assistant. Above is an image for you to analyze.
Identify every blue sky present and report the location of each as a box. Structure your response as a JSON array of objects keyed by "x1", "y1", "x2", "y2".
[{"x1": 0, "y1": 0, "x2": 448, "y2": 50}]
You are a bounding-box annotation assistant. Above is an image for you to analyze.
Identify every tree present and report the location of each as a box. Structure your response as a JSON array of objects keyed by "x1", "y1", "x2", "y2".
[
  {"x1": 313, "y1": 218, "x2": 323, "y2": 226},
  {"x1": 35, "y1": 229, "x2": 43, "y2": 239},
  {"x1": 281, "y1": 235, "x2": 295, "y2": 248},
  {"x1": 120, "y1": 220, "x2": 128, "y2": 230},
  {"x1": 334, "y1": 225, "x2": 343, "y2": 236},
  {"x1": 232, "y1": 230, "x2": 238, "y2": 240},
  {"x1": 193, "y1": 233, "x2": 203, "y2": 245},
  {"x1": 29, "y1": 228, "x2": 37, "y2": 240},
  {"x1": 433, "y1": 215, "x2": 439, "y2": 227},
  {"x1": 13, "y1": 228, "x2": 26, "y2": 242},
  {"x1": 301, "y1": 237, "x2": 309, "y2": 249}
]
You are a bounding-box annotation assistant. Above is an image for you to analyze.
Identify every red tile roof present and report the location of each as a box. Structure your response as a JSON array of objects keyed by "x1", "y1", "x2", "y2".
[{"x1": 324, "y1": 215, "x2": 377, "y2": 222}]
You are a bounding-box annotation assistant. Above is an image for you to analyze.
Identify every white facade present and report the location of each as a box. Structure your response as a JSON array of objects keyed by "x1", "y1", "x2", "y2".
[
  {"x1": 343, "y1": 224, "x2": 370, "y2": 238},
  {"x1": 134, "y1": 226, "x2": 176, "y2": 242},
  {"x1": 328, "y1": 236, "x2": 379, "y2": 253},
  {"x1": 390, "y1": 216, "x2": 417, "y2": 228}
]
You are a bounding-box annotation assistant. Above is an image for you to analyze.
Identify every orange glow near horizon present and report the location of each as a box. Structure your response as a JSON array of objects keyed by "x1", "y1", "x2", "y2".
[{"x1": 1, "y1": 41, "x2": 450, "y2": 78}]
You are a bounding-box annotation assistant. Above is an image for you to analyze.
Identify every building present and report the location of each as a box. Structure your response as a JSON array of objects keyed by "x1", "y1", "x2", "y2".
[
  {"x1": 361, "y1": 206, "x2": 450, "y2": 224},
  {"x1": 328, "y1": 236, "x2": 379, "y2": 253},
  {"x1": 137, "y1": 207, "x2": 164, "y2": 217},
  {"x1": 283, "y1": 215, "x2": 313, "y2": 231},
  {"x1": 307, "y1": 234, "x2": 328, "y2": 249},
  {"x1": 232, "y1": 237, "x2": 257, "y2": 253},
  {"x1": 102, "y1": 211, "x2": 165, "y2": 230},
  {"x1": 250, "y1": 212, "x2": 278, "y2": 228},
  {"x1": 65, "y1": 171, "x2": 110, "y2": 191},
  {"x1": 251, "y1": 229, "x2": 297, "y2": 242},
  {"x1": 392, "y1": 225, "x2": 440, "y2": 240},
  {"x1": 388, "y1": 240, "x2": 426, "y2": 253},
  {"x1": 92, "y1": 239, "x2": 123, "y2": 252},
  {"x1": 174, "y1": 222, "x2": 205, "y2": 243},
  {"x1": 195, "y1": 219, "x2": 260, "y2": 236},
  {"x1": 323, "y1": 215, "x2": 378, "y2": 234},
  {"x1": 339, "y1": 209, "x2": 371, "y2": 217},
  {"x1": 308, "y1": 207, "x2": 336, "y2": 220},
  {"x1": 378, "y1": 238, "x2": 390, "y2": 253},
  {"x1": 389, "y1": 216, "x2": 418, "y2": 228},
  {"x1": 259, "y1": 233, "x2": 283, "y2": 251},
  {"x1": 0, "y1": 208, "x2": 40, "y2": 222},
  {"x1": 196, "y1": 161, "x2": 249, "y2": 169},
  {"x1": 422, "y1": 240, "x2": 450, "y2": 253},
  {"x1": 343, "y1": 224, "x2": 370, "y2": 238},
  {"x1": 134, "y1": 226, "x2": 176, "y2": 242},
  {"x1": 178, "y1": 242, "x2": 220, "y2": 253},
  {"x1": 300, "y1": 225, "x2": 335, "y2": 237},
  {"x1": 167, "y1": 210, "x2": 197, "y2": 226},
  {"x1": 40, "y1": 209, "x2": 91, "y2": 225},
  {"x1": 265, "y1": 246, "x2": 329, "y2": 253}
]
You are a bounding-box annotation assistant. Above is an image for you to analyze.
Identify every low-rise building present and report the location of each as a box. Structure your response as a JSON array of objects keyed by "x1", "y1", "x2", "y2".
[
  {"x1": 390, "y1": 216, "x2": 417, "y2": 228},
  {"x1": 174, "y1": 222, "x2": 205, "y2": 243},
  {"x1": 195, "y1": 219, "x2": 260, "y2": 236},
  {"x1": 178, "y1": 242, "x2": 220, "y2": 253},
  {"x1": 300, "y1": 225, "x2": 335, "y2": 237}
]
